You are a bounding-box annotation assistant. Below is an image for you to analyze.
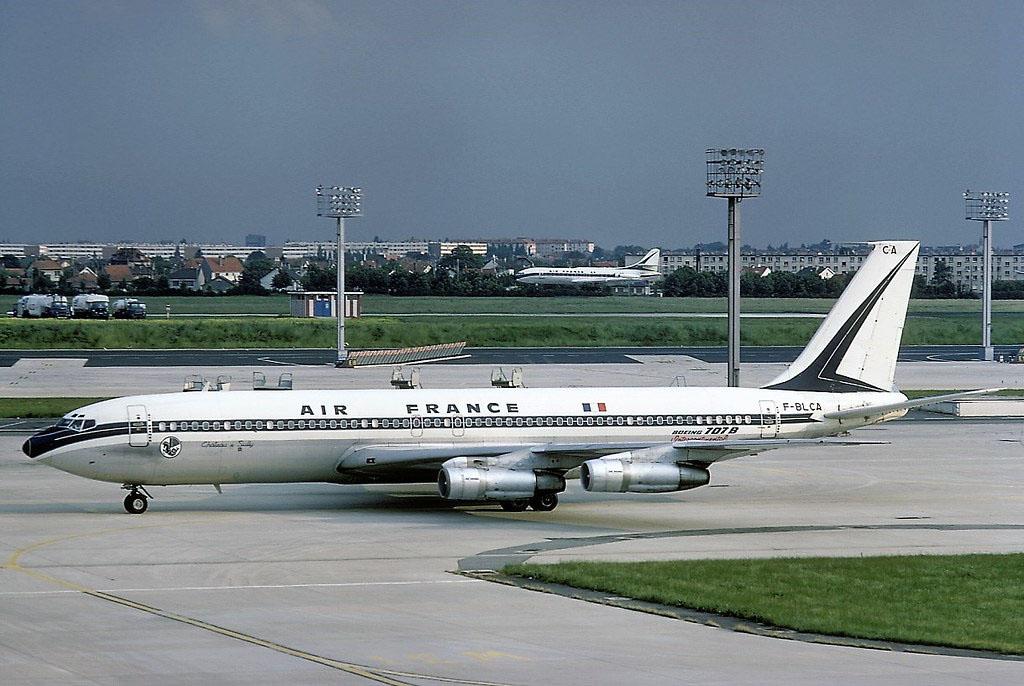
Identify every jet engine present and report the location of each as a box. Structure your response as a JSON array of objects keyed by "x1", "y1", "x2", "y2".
[
  {"x1": 438, "y1": 466, "x2": 565, "y2": 501},
  {"x1": 580, "y1": 455, "x2": 710, "y2": 493}
]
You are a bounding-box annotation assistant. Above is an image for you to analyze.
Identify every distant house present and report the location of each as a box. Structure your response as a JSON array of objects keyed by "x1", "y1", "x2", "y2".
[
  {"x1": 186, "y1": 257, "x2": 244, "y2": 285},
  {"x1": 168, "y1": 267, "x2": 204, "y2": 291},
  {"x1": 816, "y1": 266, "x2": 836, "y2": 280},
  {"x1": 205, "y1": 276, "x2": 235, "y2": 293},
  {"x1": 2, "y1": 267, "x2": 28, "y2": 291},
  {"x1": 480, "y1": 258, "x2": 510, "y2": 276},
  {"x1": 103, "y1": 264, "x2": 136, "y2": 286},
  {"x1": 396, "y1": 257, "x2": 432, "y2": 274},
  {"x1": 260, "y1": 267, "x2": 301, "y2": 292},
  {"x1": 30, "y1": 259, "x2": 65, "y2": 282},
  {"x1": 109, "y1": 247, "x2": 153, "y2": 268},
  {"x1": 69, "y1": 268, "x2": 99, "y2": 291},
  {"x1": 743, "y1": 265, "x2": 772, "y2": 278}
]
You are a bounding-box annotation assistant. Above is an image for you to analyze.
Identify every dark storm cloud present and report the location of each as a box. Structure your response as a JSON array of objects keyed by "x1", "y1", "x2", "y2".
[{"x1": 1, "y1": 0, "x2": 1020, "y2": 248}]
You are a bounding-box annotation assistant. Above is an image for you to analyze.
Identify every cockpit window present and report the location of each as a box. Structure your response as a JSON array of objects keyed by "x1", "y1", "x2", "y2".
[{"x1": 56, "y1": 416, "x2": 92, "y2": 431}]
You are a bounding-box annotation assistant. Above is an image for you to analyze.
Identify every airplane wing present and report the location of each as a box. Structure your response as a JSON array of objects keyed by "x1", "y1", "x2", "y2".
[
  {"x1": 337, "y1": 436, "x2": 888, "y2": 474},
  {"x1": 823, "y1": 388, "x2": 1003, "y2": 421},
  {"x1": 663, "y1": 436, "x2": 888, "y2": 463}
]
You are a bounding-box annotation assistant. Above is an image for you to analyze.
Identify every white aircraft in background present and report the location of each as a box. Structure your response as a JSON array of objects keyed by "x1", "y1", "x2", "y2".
[
  {"x1": 515, "y1": 248, "x2": 661, "y2": 285},
  {"x1": 24, "y1": 240, "x2": 995, "y2": 514}
]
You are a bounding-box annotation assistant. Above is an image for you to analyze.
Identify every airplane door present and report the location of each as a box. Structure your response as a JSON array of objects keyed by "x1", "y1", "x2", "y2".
[
  {"x1": 759, "y1": 400, "x2": 780, "y2": 438},
  {"x1": 410, "y1": 415, "x2": 423, "y2": 438},
  {"x1": 452, "y1": 415, "x2": 465, "y2": 437},
  {"x1": 127, "y1": 404, "x2": 151, "y2": 447}
]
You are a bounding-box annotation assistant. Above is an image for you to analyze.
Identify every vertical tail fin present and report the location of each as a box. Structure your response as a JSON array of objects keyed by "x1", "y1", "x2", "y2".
[
  {"x1": 763, "y1": 240, "x2": 920, "y2": 393},
  {"x1": 628, "y1": 248, "x2": 661, "y2": 270}
]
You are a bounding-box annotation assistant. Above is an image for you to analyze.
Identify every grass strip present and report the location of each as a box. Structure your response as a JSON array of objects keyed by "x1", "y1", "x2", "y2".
[
  {"x1": 1, "y1": 315, "x2": 1024, "y2": 348},
  {"x1": 504, "y1": 555, "x2": 1024, "y2": 654},
  {"x1": 6, "y1": 294, "x2": 1024, "y2": 317},
  {"x1": 903, "y1": 389, "x2": 1023, "y2": 399},
  {"x1": 0, "y1": 397, "x2": 111, "y2": 418}
]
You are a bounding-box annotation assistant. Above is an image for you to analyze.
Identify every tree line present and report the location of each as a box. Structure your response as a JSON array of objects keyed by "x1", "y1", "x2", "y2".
[{"x1": 6, "y1": 248, "x2": 1019, "y2": 299}]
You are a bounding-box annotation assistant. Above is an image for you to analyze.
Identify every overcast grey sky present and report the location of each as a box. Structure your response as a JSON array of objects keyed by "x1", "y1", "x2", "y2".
[{"x1": 1, "y1": 0, "x2": 1021, "y2": 249}]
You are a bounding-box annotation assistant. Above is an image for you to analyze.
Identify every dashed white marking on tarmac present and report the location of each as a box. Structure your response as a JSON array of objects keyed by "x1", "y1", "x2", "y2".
[{"x1": 0, "y1": 578, "x2": 481, "y2": 596}]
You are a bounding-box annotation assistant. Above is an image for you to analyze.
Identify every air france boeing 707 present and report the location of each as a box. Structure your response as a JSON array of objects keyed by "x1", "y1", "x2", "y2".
[
  {"x1": 24, "y1": 240, "x2": 995, "y2": 514},
  {"x1": 515, "y1": 248, "x2": 661, "y2": 285}
]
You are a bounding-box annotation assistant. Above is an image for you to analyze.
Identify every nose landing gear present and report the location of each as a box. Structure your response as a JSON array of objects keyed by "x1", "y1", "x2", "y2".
[{"x1": 122, "y1": 485, "x2": 152, "y2": 514}]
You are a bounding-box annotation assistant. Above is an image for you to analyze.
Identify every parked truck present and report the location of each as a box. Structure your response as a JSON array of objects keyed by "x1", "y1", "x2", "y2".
[
  {"x1": 48, "y1": 295, "x2": 71, "y2": 318},
  {"x1": 14, "y1": 294, "x2": 70, "y2": 318},
  {"x1": 112, "y1": 298, "x2": 147, "y2": 319},
  {"x1": 71, "y1": 294, "x2": 110, "y2": 319}
]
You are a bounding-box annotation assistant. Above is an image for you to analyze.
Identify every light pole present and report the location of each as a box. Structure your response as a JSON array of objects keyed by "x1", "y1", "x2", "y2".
[
  {"x1": 316, "y1": 185, "x2": 363, "y2": 367},
  {"x1": 964, "y1": 190, "x2": 1009, "y2": 361},
  {"x1": 706, "y1": 148, "x2": 764, "y2": 387}
]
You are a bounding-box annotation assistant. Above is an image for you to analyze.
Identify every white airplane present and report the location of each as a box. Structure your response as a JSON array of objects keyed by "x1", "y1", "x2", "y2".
[
  {"x1": 515, "y1": 248, "x2": 661, "y2": 285},
  {"x1": 23, "y1": 240, "x2": 995, "y2": 515}
]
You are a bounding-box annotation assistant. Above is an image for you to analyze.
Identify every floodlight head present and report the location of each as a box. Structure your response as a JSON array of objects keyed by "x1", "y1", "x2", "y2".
[
  {"x1": 706, "y1": 148, "x2": 764, "y2": 198},
  {"x1": 316, "y1": 185, "x2": 363, "y2": 218},
  {"x1": 964, "y1": 189, "x2": 1009, "y2": 221}
]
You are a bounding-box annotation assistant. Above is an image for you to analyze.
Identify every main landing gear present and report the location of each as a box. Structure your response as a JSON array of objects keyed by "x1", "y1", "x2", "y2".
[
  {"x1": 498, "y1": 492, "x2": 559, "y2": 512},
  {"x1": 122, "y1": 485, "x2": 152, "y2": 514}
]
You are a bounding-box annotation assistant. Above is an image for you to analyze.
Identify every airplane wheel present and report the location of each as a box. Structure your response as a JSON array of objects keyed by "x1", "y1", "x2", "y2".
[
  {"x1": 529, "y1": 492, "x2": 558, "y2": 512},
  {"x1": 124, "y1": 493, "x2": 148, "y2": 514},
  {"x1": 499, "y1": 499, "x2": 530, "y2": 512}
]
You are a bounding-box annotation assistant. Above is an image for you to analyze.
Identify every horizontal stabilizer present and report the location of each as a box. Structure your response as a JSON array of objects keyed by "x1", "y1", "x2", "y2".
[{"x1": 823, "y1": 388, "x2": 1003, "y2": 420}]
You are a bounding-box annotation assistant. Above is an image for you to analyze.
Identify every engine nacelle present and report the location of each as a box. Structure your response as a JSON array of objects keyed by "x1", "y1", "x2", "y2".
[
  {"x1": 438, "y1": 466, "x2": 565, "y2": 501},
  {"x1": 580, "y1": 456, "x2": 710, "y2": 493}
]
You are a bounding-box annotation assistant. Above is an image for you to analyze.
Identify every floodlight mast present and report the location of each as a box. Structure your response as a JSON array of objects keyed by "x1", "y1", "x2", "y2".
[
  {"x1": 964, "y1": 190, "x2": 1009, "y2": 361},
  {"x1": 706, "y1": 148, "x2": 764, "y2": 387},
  {"x1": 316, "y1": 185, "x2": 363, "y2": 367}
]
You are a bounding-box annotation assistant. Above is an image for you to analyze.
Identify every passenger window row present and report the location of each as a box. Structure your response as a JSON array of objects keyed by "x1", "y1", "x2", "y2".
[{"x1": 152, "y1": 414, "x2": 758, "y2": 433}]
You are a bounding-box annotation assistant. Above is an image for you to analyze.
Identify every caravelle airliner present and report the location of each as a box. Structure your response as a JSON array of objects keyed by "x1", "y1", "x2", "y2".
[
  {"x1": 24, "y1": 240, "x2": 995, "y2": 514},
  {"x1": 515, "y1": 248, "x2": 661, "y2": 285}
]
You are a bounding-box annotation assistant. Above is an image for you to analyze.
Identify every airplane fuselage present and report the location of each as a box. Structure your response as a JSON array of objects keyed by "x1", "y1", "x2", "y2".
[
  {"x1": 515, "y1": 267, "x2": 661, "y2": 285},
  {"x1": 25, "y1": 386, "x2": 905, "y2": 487}
]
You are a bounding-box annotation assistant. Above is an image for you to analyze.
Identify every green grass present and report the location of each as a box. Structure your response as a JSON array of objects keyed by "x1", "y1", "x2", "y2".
[
  {"x1": 1, "y1": 314, "x2": 1023, "y2": 348},
  {"x1": 6, "y1": 293, "x2": 1024, "y2": 316},
  {"x1": 504, "y1": 555, "x2": 1024, "y2": 654},
  {"x1": 364, "y1": 295, "x2": 1024, "y2": 315},
  {"x1": 903, "y1": 389, "x2": 1024, "y2": 399},
  {"x1": 0, "y1": 397, "x2": 111, "y2": 418}
]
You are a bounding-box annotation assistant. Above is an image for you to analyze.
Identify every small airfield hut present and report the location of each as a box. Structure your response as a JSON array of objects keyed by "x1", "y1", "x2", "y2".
[{"x1": 289, "y1": 291, "x2": 363, "y2": 318}]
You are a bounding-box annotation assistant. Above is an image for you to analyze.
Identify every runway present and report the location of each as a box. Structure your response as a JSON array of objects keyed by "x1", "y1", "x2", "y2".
[
  {"x1": 2, "y1": 416, "x2": 1023, "y2": 683},
  {"x1": 0, "y1": 344, "x2": 1020, "y2": 367}
]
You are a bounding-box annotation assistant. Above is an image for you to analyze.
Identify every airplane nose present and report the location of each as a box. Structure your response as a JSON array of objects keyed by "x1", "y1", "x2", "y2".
[
  {"x1": 22, "y1": 426, "x2": 62, "y2": 459},
  {"x1": 22, "y1": 435, "x2": 40, "y2": 458}
]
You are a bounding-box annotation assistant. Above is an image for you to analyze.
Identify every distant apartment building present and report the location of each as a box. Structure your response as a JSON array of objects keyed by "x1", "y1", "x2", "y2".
[
  {"x1": 346, "y1": 240, "x2": 430, "y2": 259},
  {"x1": 21, "y1": 242, "x2": 259, "y2": 261},
  {"x1": 245, "y1": 233, "x2": 267, "y2": 247},
  {"x1": 652, "y1": 250, "x2": 1024, "y2": 291}
]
